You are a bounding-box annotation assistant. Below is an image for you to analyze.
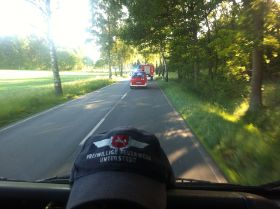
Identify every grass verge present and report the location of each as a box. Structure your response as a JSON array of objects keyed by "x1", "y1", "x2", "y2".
[
  {"x1": 0, "y1": 76, "x2": 116, "y2": 128},
  {"x1": 157, "y1": 77, "x2": 280, "y2": 185}
]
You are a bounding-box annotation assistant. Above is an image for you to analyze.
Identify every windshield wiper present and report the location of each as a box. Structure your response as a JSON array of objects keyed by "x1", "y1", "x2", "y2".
[
  {"x1": 0, "y1": 177, "x2": 29, "y2": 182},
  {"x1": 175, "y1": 178, "x2": 280, "y2": 196},
  {"x1": 36, "y1": 175, "x2": 70, "y2": 184},
  {"x1": 260, "y1": 181, "x2": 280, "y2": 190},
  {"x1": 176, "y1": 177, "x2": 254, "y2": 188},
  {"x1": 176, "y1": 178, "x2": 212, "y2": 184},
  {"x1": 0, "y1": 175, "x2": 70, "y2": 184}
]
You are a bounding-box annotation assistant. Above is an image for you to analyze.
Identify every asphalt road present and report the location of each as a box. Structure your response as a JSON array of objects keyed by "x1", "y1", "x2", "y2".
[{"x1": 0, "y1": 80, "x2": 226, "y2": 183}]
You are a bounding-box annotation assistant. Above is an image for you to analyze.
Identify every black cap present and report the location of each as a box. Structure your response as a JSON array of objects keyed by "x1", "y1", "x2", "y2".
[{"x1": 67, "y1": 127, "x2": 174, "y2": 209}]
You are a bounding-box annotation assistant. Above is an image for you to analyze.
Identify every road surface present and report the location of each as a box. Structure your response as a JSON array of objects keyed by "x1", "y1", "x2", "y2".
[{"x1": 0, "y1": 80, "x2": 226, "y2": 183}]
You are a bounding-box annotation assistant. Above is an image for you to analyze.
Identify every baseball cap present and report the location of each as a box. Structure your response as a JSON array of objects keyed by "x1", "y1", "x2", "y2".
[{"x1": 66, "y1": 127, "x2": 175, "y2": 209}]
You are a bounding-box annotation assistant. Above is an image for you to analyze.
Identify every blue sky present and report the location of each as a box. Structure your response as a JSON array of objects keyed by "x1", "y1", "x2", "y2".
[{"x1": 0, "y1": 0, "x2": 100, "y2": 60}]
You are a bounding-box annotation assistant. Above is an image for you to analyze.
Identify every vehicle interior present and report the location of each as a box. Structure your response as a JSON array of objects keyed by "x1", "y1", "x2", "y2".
[{"x1": 0, "y1": 178, "x2": 279, "y2": 209}]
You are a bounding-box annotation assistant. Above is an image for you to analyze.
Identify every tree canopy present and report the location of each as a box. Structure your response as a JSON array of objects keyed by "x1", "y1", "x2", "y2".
[
  {"x1": 90, "y1": 0, "x2": 280, "y2": 110},
  {"x1": 0, "y1": 35, "x2": 88, "y2": 71}
]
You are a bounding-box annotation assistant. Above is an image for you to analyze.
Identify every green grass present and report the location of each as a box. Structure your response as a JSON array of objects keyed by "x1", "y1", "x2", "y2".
[
  {"x1": 157, "y1": 75, "x2": 280, "y2": 185},
  {"x1": 0, "y1": 70, "x2": 116, "y2": 127}
]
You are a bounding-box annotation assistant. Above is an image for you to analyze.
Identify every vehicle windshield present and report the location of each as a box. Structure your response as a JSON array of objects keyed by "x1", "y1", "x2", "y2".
[
  {"x1": 132, "y1": 72, "x2": 145, "y2": 78},
  {"x1": 0, "y1": 0, "x2": 279, "y2": 187}
]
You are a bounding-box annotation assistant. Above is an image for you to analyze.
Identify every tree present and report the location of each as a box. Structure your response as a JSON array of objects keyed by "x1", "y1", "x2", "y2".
[
  {"x1": 121, "y1": 0, "x2": 174, "y2": 81},
  {"x1": 90, "y1": 0, "x2": 123, "y2": 79},
  {"x1": 0, "y1": 36, "x2": 51, "y2": 70},
  {"x1": 57, "y1": 50, "x2": 83, "y2": 71},
  {"x1": 0, "y1": 36, "x2": 24, "y2": 69},
  {"x1": 27, "y1": 0, "x2": 63, "y2": 96},
  {"x1": 27, "y1": 35, "x2": 50, "y2": 70},
  {"x1": 111, "y1": 38, "x2": 134, "y2": 76},
  {"x1": 242, "y1": 0, "x2": 269, "y2": 111},
  {"x1": 98, "y1": 0, "x2": 279, "y2": 102},
  {"x1": 94, "y1": 59, "x2": 106, "y2": 68},
  {"x1": 250, "y1": 1, "x2": 265, "y2": 111},
  {"x1": 0, "y1": 35, "x2": 87, "y2": 71}
]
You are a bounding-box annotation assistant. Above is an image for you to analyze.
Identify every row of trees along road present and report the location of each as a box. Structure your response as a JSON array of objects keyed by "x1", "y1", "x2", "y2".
[
  {"x1": 90, "y1": 0, "x2": 280, "y2": 111},
  {"x1": 89, "y1": 0, "x2": 134, "y2": 78},
  {"x1": 0, "y1": 36, "x2": 86, "y2": 71}
]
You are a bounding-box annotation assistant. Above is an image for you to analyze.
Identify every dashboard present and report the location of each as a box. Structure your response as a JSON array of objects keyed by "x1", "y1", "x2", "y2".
[{"x1": 0, "y1": 181, "x2": 279, "y2": 209}]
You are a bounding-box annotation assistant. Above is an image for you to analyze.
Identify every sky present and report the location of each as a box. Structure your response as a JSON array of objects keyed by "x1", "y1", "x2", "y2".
[
  {"x1": 0, "y1": 0, "x2": 100, "y2": 61},
  {"x1": 1, "y1": 0, "x2": 279, "y2": 62}
]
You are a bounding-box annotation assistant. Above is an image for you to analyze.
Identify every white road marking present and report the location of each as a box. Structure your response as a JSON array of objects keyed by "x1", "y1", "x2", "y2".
[
  {"x1": 0, "y1": 83, "x2": 116, "y2": 133},
  {"x1": 0, "y1": 102, "x2": 69, "y2": 133},
  {"x1": 157, "y1": 82, "x2": 227, "y2": 183},
  {"x1": 79, "y1": 91, "x2": 129, "y2": 146},
  {"x1": 121, "y1": 92, "x2": 127, "y2": 100}
]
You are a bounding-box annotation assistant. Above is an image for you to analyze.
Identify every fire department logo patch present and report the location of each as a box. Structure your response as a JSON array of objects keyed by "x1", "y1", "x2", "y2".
[
  {"x1": 111, "y1": 135, "x2": 129, "y2": 149},
  {"x1": 93, "y1": 135, "x2": 148, "y2": 150}
]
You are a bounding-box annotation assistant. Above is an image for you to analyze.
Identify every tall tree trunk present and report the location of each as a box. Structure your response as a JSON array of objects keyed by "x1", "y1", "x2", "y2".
[
  {"x1": 205, "y1": 13, "x2": 214, "y2": 80},
  {"x1": 208, "y1": 66, "x2": 214, "y2": 80},
  {"x1": 192, "y1": 52, "x2": 199, "y2": 87},
  {"x1": 46, "y1": 0, "x2": 62, "y2": 96},
  {"x1": 115, "y1": 40, "x2": 122, "y2": 77},
  {"x1": 120, "y1": 62, "x2": 123, "y2": 77},
  {"x1": 193, "y1": 61, "x2": 198, "y2": 87},
  {"x1": 214, "y1": 52, "x2": 218, "y2": 78},
  {"x1": 49, "y1": 40, "x2": 63, "y2": 96},
  {"x1": 189, "y1": 2, "x2": 199, "y2": 87},
  {"x1": 107, "y1": 11, "x2": 112, "y2": 79},
  {"x1": 120, "y1": 47, "x2": 124, "y2": 77},
  {"x1": 161, "y1": 54, "x2": 168, "y2": 82},
  {"x1": 249, "y1": 1, "x2": 265, "y2": 111},
  {"x1": 160, "y1": 45, "x2": 168, "y2": 82},
  {"x1": 250, "y1": 48, "x2": 263, "y2": 110},
  {"x1": 108, "y1": 48, "x2": 112, "y2": 79},
  {"x1": 230, "y1": 0, "x2": 238, "y2": 30}
]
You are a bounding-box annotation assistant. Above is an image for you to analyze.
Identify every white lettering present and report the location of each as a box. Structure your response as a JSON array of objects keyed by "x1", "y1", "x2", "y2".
[
  {"x1": 86, "y1": 154, "x2": 92, "y2": 159},
  {"x1": 87, "y1": 148, "x2": 151, "y2": 162}
]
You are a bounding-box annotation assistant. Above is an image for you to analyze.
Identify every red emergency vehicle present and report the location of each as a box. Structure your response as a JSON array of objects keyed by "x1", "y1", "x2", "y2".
[
  {"x1": 130, "y1": 71, "x2": 147, "y2": 88},
  {"x1": 137, "y1": 64, "x2": 155, "y2": 80}
]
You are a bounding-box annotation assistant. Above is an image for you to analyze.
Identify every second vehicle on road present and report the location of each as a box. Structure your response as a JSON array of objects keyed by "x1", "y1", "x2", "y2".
[{"x1": 130, "y1": 71, "x2": 148, "y2": 88}]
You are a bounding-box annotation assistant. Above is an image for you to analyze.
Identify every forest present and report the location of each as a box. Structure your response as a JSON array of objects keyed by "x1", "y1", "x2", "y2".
[{"x1": 89, "y1": 0, "x2": 280, "y2": 184}]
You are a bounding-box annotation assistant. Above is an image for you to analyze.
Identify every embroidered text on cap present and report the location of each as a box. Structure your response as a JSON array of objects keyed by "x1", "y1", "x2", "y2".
[{"x1": 93, "y1": 135, "x2": 149, "y2": 150}]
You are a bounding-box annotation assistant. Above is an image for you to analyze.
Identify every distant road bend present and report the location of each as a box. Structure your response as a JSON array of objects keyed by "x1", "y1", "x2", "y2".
[{"x1": 0, "y1": 79, "x2": 226, "y2": 183}]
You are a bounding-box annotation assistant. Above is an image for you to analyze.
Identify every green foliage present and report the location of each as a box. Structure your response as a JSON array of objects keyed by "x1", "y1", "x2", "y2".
[
  {"x1": 0, "y1": 36, "x2": 87, "y2": 71},
  {"x1": 120, "y1": 0, "x2": 173, "y2": 62},
  {"x1": 121, "y1": 0, "x2": 280, "y2": 81},
  {"x1": 0, "y1": 36, "x2": 49, "y2": 70},
  {"x1": 186, "y1": 77, "x2": 249, "y2": 107},
  {"x1": 111, "y1": 39, "x2": 136, "y2": 70},
  {"x1": 88, "y1": 0, "x2": 280, "y2": 185},
  {"x1": 94, "y1": 59, "x2": 106, "y2": 68},
  {"x1": 89, "y1": 0, "x2": 139, "y2": 76},
  {"x1": 57, "y1": 50, "x2": 84, "y2": 71},
  {"x1": 158, "y1": 77, "x2": 280, "y2": 185}
]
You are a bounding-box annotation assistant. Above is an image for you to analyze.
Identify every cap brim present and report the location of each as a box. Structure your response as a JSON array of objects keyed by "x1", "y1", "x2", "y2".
[{"x1": 66, "y1": 171, "x2": 166, "y2": 209}]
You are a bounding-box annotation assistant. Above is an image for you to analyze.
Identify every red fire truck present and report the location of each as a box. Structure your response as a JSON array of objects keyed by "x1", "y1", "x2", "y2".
[{"x1": 137, "y1": 64, "x2": 155, "y2": 80}]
